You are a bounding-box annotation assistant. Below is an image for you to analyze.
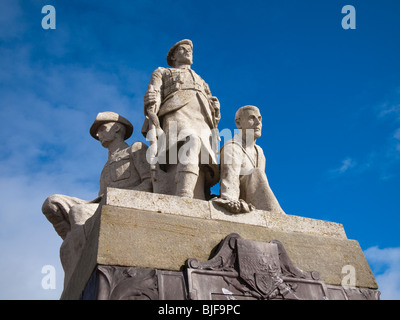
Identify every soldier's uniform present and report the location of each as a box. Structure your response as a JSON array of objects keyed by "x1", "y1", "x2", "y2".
[
  {"x1": 142, "y1": 40, "x2": 220, "y2": 198},
  {"x1": 43, "y1": 112, "x2": 152, "y2": 240},
  {"x1": 42, "y1": 112, "x2": 152, "y2": 285},
  {"x1": 98, "y1": 141, "x2": 151, "y2": 198},
  {"x1": 220, "y1": 134, "x2": 284, "y2": 213}
]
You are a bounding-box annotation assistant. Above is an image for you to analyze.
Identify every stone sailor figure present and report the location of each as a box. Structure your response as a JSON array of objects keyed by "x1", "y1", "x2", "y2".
[
  {"x1": 215, "y1": 105, "x2": 285, "y2": 214},
  {"x1": 42, "y1": 111, "x2": 152, "y2": 285},
  {"x1": 142, "y1": 39, "x2": 220, "y2": 199}
]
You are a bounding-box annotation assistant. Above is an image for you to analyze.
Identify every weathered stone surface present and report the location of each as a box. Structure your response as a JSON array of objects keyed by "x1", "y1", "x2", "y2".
[
  {"x1": 210, "y1": 200, "x2": 267, "y2": 227},
  {"x1": 81, "y1": 264, "x2": 379, "y2": 300},
  {"x1": 61, "y1": 189, "x2": 377, "y2": 300},
  {"x1": 95, "y1": 205, "x2": 376, "y2": 289},
  {"x1": 262, "y1": 209, "x2": 347, "y2": 239},
  {"x1": 61, "y1": 209, "x2": 101, "y2": 300},
  {"x1": 82, "y1": 266, "x2": 187, "y2": 300},
  {"x1": 107, "y1": 187, "x2": 210, "y2": 219},
  {"x1": 185, "y1": 233, "x2": 380, "y2": 300},
  {"x1": 106, "y1": 188, "x2": 347, "y2": 239}
]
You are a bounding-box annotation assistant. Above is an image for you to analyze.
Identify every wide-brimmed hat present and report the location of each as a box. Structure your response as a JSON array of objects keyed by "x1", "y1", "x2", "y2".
[
  {"x1": 90, "y1": 111, "x2": 133, "y2": 140},
  {"x1": 166, "y1": 39, "x2": 193, "y2": 67}
]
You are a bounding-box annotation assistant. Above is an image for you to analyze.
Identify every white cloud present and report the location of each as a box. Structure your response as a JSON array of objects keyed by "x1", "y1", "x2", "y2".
[
  {"x1": 0, "y1": 173, "x2": 73, "y2": 299},
  {"x1": 0, "y1": 23, "x2": 151, "y2": 298},
  {"x1": 328, "y1": 91, "x2": 400, "y2": 181},
  {"x1": 328, "y1": 157, "x2": 357, "y2": 178},
  {"x1": 378, "y1": 103, "x2": 400, "y2": 119},
  {"x1": 394, "y1": 128, "x2": 400, "y2": 152},
  {"x1": 377, "y1": 98, "x2": 400, "y2": 160},
  {"x1": 328, "y1": 131, "x2": 400, "y2": 180},
  {"x1": 337, "y1": 157, "x2": 356, "y2": 174},
  {"x1": 364, "y1": 246, "x2": 400, "y2": 300}
]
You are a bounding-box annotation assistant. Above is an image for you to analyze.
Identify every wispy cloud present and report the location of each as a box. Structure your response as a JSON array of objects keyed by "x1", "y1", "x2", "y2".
[
  {"x1": 378, "y1": 103, "x2": 400, "y2": 120},
  {"x1": 0, "y1": 0, "x2": 25, "y2": 40},
  {"x1": 393, "y1": 128, "x2": 400, "y2": 152},
  {"x1": 364, "y1": 246, "x2": 400, "y2": 300},
  {"x1": 329, "y1": 90, "x2": 400, "y2": 180},
  {"x1": 0, "y1": 173, "x2": 71, "y2": 299},
  {"x1": 0, "y1": 0, "x2": 150, "y2": 299},
  {"x1": 330, "y1": 157, "x2": 357, "y2": 176}
]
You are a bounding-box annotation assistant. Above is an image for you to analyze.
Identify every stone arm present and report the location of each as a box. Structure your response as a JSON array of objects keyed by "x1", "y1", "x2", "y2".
[
  {"x1": 214, "y1": 142, "x2": 256, "y2": 213},
  {"x1": 144, "y1": 67, "x2": 164, "y2": 116},
  {"x1": 219, "y1": 142, "x2": 244, "y2": 201},
  {"x1": 203, "y1": 82, "x2": 220, "y2": 127}
]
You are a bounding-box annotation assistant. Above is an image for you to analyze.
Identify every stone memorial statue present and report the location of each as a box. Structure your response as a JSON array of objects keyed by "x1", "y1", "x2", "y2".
[
  {"x1": 141, "y1": 39, "x2": 220, "y2": 200},
  {"x1": 42, "y1": 111, "x2": 152, "y2": 284},
  {"x1": 40, "y1": 41, "x2": 380, "y2": 301},
  {"x1": 214, "y1": 105, "x2": 285, "y2": 214},
  {"x1": 39, "y1": 39, "x2": 380, "y2": 301}
]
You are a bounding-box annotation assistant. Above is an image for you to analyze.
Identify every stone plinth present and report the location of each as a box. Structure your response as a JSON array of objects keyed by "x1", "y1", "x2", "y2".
[{"x1": 61, "y1": 188, "x2": 378, "y2": 300}]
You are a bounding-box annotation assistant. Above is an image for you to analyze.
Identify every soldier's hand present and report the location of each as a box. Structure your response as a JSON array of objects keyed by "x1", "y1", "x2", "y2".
[
  {"x1": 144, "y1": 91, "x2": 158, "y2": 106},
  {"x1": 210, "y1": 97, "x2": 220, "y2": 110},
  {"x1": 210, "y1": 97, "x2": 220, "y2": 122}
]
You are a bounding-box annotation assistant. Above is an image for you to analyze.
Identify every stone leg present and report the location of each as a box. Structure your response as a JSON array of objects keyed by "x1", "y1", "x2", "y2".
[
  {"x1": 175, "y1": 135, "x2": 202, "y2": 198},
  {"x1": 41, "y1": 194, "x2": 88, "y2": 239},
  {"x1": 60, "y1": 203, "x2": 99, "y2": 286}
]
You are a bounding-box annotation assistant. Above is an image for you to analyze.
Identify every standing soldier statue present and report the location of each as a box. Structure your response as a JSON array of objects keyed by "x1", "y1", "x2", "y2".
[{"x1": 142, "y1": 39, "x2": 220, "y2": 199}]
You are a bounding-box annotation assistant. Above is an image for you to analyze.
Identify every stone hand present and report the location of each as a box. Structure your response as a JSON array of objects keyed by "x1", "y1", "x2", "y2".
[
  {"x1": 210, "y1": 97, "x2": 220, "y2": 112},
  {"x1": 144, "y1": 91, "x2": 158, "y2": 106},
  {"x1": 210, "y1": 97, "x2": 220, "y2": 122},
  {"x1": 213, "y1": 198, "x2": 255, "y2": 214}
]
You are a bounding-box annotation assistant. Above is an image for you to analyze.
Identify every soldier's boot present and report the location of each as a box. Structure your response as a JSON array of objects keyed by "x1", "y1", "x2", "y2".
[{"x1": 175, "y1": 171, "x2": 198, "y2": 198}]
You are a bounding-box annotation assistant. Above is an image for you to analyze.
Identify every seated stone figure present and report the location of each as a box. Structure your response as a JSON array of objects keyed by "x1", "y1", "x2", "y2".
[
  {"x1": 42, "y1": 111, "x2": 152, "y2": 284},
  {"x1": 215, "y1": 105, "x2": 285, "y2": 214}
]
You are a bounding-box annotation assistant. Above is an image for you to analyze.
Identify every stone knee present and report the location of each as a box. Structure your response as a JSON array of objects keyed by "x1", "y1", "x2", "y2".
[
  {"x1": 42, "y1": 194, "x2": 71, "y2": 240},
  {"x1": 69, "y1": 203, "x2": 98, "y2": 229},
  {"x1": 42, "y1": 194, "x2": 61, "y2": 217}
]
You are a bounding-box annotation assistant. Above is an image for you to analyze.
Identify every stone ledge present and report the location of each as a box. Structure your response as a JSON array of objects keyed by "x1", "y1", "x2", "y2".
[
  {"x1": 106, "y1": 188, "x2": 347, "y2": 239},
  {"x1": 61, "y1": 188, "x2": 376, "y2": 300},
  {"x1": 95, "y1": 205, "x2": 377, "y2": 290}
]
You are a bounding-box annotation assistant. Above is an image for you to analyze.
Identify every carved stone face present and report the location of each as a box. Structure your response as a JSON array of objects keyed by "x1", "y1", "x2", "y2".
[
  {"x1": 171, "y1": 44, "x2": 193, "y2": 66},
  {"x1": 239, "y1": 108, "x2": 262, "y2": 139},
  {"x1": 96, "y1": 122, "x2": 120, "y2": 148}
]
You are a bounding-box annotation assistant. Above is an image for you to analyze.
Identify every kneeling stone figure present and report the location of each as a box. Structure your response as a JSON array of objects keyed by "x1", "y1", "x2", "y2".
[{"x1": 216, "y1": 105, "x2": 285, "y2": 214}]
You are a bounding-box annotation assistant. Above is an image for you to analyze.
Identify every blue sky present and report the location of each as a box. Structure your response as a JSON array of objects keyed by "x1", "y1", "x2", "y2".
[{"x1": 0, "y1": 0, "x2": 399, "y2": 299}]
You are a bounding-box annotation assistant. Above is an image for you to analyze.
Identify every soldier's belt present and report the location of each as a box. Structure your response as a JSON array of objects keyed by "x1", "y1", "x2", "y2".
[{"x1": 163, "y1": 83, "x2": 207, "y2": 100}]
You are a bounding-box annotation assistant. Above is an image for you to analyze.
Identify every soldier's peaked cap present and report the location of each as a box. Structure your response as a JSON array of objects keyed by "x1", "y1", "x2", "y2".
[
  {"x1": 90, "y1": 111, "x2": 133, "y2": 140},
  {"x1": 167, "y1": 39, "x2": 193, "y2": 67}
]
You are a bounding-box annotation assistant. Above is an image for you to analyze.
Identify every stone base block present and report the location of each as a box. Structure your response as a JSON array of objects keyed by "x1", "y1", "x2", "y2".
[{"x1": 60, "y1": 188, "x2": 379, "y2": 300}]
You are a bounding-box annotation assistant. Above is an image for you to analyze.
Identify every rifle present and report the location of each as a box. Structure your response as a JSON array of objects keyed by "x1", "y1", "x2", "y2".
[{"x1": 145, "y1": 84, "x2": 161, "y2": 182}]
